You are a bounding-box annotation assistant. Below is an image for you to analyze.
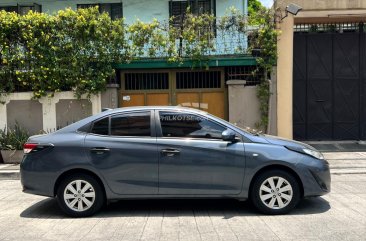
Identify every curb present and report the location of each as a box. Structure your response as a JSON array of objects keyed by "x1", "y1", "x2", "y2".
[{"x1": 0, "y1": 171, "x2": 20, "y2": 180}]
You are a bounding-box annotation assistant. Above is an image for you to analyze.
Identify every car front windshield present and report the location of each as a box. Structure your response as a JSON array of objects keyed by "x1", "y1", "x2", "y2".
[{"x1": 206, "y1": 114, "x2": 262, "y2": 136}]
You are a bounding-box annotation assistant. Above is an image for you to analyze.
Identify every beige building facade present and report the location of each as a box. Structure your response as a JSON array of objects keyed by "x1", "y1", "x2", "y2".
[{"x1": 275, "y1": 0, "x2": 366, "y2": 140}]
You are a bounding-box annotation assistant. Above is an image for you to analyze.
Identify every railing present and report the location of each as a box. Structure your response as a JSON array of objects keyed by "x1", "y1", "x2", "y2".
[{"x1": 130, "y1": 19, "x2": 249, "y2": 59}]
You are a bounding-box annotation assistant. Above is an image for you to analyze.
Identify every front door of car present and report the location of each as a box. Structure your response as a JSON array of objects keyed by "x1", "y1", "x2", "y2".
[
  {"x1": 156, "y1": 111, "x2": 246, "y2": 195},
  {"x1": 84, "y1": 111, "x2": 158, "y2": 195}
]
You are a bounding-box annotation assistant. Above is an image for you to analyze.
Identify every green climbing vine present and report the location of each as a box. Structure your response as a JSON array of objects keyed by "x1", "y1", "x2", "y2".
[{"x1": 248, "y1": 7, "x2": 280, "y2": 132}]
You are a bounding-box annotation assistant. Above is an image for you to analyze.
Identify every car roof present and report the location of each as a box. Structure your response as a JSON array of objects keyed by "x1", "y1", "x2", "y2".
[
  {"x1": 106, "y1": 106, "x2": 208, "y2": 115},
  {"x1": 55, "y1": 106, "x2": 209, "y2": 133}
]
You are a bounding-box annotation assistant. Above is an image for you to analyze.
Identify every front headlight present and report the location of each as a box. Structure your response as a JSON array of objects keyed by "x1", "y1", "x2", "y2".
[
  {"x1": 302, "y1": 148, "x2": 324, "y2": 160},
  {"x1": 286, "y1": 146, "x2": 324, "y2": 160}
]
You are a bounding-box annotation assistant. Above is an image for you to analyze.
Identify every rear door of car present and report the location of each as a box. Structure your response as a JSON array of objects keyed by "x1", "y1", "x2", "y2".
[
  {"x1": 156, "y1": 110, "x2": 246, "y2": 195},
  {"x1": 84, "y1": 110, "x2": 158, "y2": 195}
]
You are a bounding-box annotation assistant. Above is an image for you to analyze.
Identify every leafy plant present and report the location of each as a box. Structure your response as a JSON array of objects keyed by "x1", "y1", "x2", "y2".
[
  {"x1": 248, "y1": 0, "x2": 266, "y2": 25},
  {"x1": 0, "y1": 7, "x2": 131, "y2": 99},
  {"x1": 247, "y1": 7, "x2": 280, "y2": 132},
  {"x1": 0, "y1": 7, "x2": 259, "y2": 99},
  {"x1": 0, "y1": 122, "x2": 30, "y2": 150}
]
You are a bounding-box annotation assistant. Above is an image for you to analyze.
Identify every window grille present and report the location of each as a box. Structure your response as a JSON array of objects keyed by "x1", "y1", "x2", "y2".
[
  {"x1": 77, "y1": 3, "x2": 123, "y2": 20},
  {"x1": 294, "y1": 23, "x2": 362, "y2": 33},
  {"x1": 225, "y1": 66, "x2": 262, "y2": 86},
  {"x1": 0, "y1": 4, "x2": 41, "y2": 15},
  {"x1": 125, "y1": 73, "x2": 169, "y2": 90},
  {"x1": 169, "y1": 0, "x2": 215, "y2": 26},
  {"x1": 176, "y1": 71, "x2": 221, "y2": 89}
]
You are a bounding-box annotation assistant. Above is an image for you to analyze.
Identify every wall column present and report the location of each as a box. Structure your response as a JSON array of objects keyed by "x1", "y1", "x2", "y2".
[
  {"x1": 227, "y1": 80, "x2": 261, "y2": 130},
  {"x1": 0, "y1": 100, "x2": 10, "y2": 130},
  {"x1": 101, "y1": 84, "x2": 120, "y2": 109},
  {"x1": 38, "y1": 97, "x2": 58, "y2": 132},
  {"x1": 277, "y1": 15, "x2": 294, "y2": 139},
  {"x1": 91, "y1": 94, "x2": 102, "y2": 115}
]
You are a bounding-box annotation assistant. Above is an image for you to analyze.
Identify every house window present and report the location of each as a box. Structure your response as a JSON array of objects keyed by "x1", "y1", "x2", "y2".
[
  {"x1": 169, "y1": 0, "x2": 215, "y2": 26},
  {"x1": 0, "y1": 6, "x2": 18, "y2": 13},
  {"x1": 0, "y1": 4, "x2": 41, "y2": 15},
  {"x1": 77, "y1": 3, "x2": 123, "y2": 20}
]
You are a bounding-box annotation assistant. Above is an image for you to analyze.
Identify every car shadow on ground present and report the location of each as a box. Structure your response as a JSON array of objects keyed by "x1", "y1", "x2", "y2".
[{"x1": 20, "y1": 197, "x2": 330, "y2": 219}]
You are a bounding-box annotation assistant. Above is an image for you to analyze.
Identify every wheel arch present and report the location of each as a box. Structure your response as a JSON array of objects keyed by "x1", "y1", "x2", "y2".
[
  {"x1": 248, "y1": 164, "x2": 304, "y2": 198},
  {"x1": 53, "y1": 168, "x2": 107, "y2": 199}
]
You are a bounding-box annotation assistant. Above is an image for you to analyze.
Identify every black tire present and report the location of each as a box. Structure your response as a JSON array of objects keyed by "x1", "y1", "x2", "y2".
[
  {"x1": 56, "y1": 173, "x2": 105, "y2": 217},
  {"x1": 250, "y1": 169, "x2": 301, "y2": 215}
]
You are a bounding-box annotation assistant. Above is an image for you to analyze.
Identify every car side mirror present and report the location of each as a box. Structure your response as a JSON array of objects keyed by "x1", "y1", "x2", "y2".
[{"x1": 222, "y1": 129, "x2": 236, "y2": 142}]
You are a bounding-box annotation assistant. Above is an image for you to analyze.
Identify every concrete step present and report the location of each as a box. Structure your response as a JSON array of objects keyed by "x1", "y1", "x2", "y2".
[
  {"x1": 0, "y1": 164, "x2": 20, "y2": 180},
  {"x1": 0, "y1": 170, "x2": 20, "y2": 180},
  {"x1": 331, "y1": 168, "x2": 366, "y2": 175},
  {"x1": 323, "y1": 152, "x2": 366, "y2": 160}
]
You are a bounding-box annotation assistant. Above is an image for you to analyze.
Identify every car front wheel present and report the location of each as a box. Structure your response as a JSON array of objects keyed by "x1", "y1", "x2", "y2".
[
  {"x1": 251, "y1": 169, "x2": 301, "y2": 215},
  {"x1": 56, "y1": 174, "x2": 104, "y2": 217}
]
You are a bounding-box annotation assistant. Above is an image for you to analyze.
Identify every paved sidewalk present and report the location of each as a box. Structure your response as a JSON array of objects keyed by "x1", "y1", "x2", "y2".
[
  {"x1": 1, "y1": 173, "x2": 366, "y2": 241},
  {"x1": 1, "y1": 152, "x2": 366, "y2": 180}
]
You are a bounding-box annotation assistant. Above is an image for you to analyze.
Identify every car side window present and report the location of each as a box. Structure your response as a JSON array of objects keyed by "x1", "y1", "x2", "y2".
[
  {"x1": 91, "y1": 117, "x2": 109, "y2": 135},
  {"x1": 111, "y1": 112, "x2": 151, "y2": 137},
  {"x1": 159, "y1": 112, "x2": 226, "y2": 139}
]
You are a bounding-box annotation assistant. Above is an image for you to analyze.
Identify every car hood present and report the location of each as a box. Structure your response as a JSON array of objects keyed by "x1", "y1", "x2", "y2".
[{"x1": 262, "y1": 134, "x2": 316, "y2": 150}]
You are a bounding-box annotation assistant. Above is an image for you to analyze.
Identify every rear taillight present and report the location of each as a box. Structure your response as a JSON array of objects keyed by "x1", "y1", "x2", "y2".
[{"x1": 23, "y1": 143, "x2": 37, "y2": 154}]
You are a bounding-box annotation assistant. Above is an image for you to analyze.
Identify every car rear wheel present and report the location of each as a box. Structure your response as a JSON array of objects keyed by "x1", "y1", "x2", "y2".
[
  {"x1": 57, "y1": 174, "x2": 104, "y2": 217},
  {"x1": 251, "y1": 169, "x2": 301, "y2": 215}
]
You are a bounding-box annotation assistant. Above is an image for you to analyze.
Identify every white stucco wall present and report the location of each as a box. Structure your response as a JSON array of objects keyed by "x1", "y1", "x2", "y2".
[
  {"x1": 227, "y1": 80, "x2": 261, "y2": 130},
  {"x1": 0, "y1": 92, "x2": 101, "y2": 133}
]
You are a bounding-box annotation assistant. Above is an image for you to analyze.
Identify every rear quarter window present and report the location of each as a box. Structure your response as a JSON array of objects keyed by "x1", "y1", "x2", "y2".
[{"x1": 90, "y1": 117, "x2": 109, "y2": 135}]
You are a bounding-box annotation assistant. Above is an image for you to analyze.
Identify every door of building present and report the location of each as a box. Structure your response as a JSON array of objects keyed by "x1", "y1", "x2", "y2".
[
  {"x1": 293, "y1": 23, "x2": 366, "y2": 140},
  {"x1": 120, "y1": 69, "x2": 227, "y2": 119}
]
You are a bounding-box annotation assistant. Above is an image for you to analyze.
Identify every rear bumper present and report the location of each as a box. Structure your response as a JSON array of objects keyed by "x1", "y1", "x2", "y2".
[
  {"x1": 20, "y1": 158, "x2": 55, "y2": 197},
  {"x1": 21, "y1": 171, "x2": 54, "y2": 197}
]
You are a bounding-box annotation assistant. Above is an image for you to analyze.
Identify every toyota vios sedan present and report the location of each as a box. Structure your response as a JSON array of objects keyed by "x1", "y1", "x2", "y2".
[{"x1": 21, "y1": 107, "x2": 330, "y2": 217}]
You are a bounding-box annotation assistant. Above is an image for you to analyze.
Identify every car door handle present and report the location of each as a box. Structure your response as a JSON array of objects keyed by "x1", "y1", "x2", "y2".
[
  {"x1": 161, "y1": 149, "x2": 180, "y2": 157},
  {"x1": 90, "y1": 147, "x2": 110, "y2": 154}
]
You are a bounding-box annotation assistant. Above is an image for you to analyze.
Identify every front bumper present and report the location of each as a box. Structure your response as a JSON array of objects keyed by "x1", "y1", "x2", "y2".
[{"x1": 299, "y1": 158, "x2": 331, "y2": 197}]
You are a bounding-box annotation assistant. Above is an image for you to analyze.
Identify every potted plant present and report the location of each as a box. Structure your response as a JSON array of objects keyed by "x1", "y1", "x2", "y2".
[{"x1": 0, "y1": 123, "x2": 30, "y2": 164}]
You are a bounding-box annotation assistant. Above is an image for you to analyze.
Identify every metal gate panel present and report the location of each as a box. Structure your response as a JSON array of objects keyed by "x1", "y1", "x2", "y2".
[
  {"x1": 333, "y1": 33, "x2": 360, "y2": 139},
  {"x1": 293, "y1": 34, "x2": 307, "y2": 140},
  {"x1": 293, "y1": 27, "x2": 364, "y2": 140},
  {"x1": 119, "y1": 69, "x2": 227, "y2": 120},
  {"x1": 307, "y1": 34, "x2": 333, "y2": 140},
  {"x1": 362, "y1": 33, "x2": 366, "y2": 140}
]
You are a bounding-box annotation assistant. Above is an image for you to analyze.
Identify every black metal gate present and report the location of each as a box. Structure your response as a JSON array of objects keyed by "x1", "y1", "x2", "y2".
[{"x1": 293, "y1": 23, "x2": 366, "y2": 140}]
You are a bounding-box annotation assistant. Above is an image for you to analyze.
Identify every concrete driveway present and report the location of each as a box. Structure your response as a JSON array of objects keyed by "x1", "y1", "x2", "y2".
[{"x1": 0, "y1": 173, "x2": 365, "y2": 241}]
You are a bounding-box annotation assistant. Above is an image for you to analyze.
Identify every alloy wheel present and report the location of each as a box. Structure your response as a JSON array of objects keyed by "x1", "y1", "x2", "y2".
[
  {"x1": 259, "y1": 176, "x2": 293, "y2": 209},
  {"x1": 63, "y1": 180, "x2": 96, "y2": 212}
]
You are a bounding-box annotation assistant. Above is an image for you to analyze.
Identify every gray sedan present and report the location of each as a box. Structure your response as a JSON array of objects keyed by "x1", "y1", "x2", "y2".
[{"x1": 20, "y1": 106, "x2": 330, "y2": 217}]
